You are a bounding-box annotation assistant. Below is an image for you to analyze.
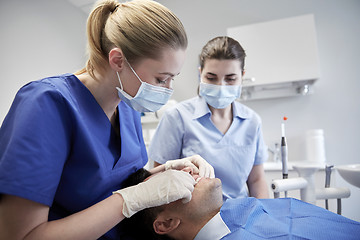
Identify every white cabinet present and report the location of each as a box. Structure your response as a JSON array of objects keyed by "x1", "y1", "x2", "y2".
[
  {"x1": 227, "y1": 14, "x2": 320, "y2": 100},
  {"x1": 141, "y1": 100, "x2": 178, "y2": 147},
  {"x1": 141, "y1": 112, "x2": 159, "y2": 147}
]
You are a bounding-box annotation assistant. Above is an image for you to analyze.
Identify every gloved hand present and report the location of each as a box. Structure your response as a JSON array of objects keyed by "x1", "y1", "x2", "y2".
[
  {"x1": 165, "y1": 155, "x2": 215, "y2": 178},
  {"x1": 114, "y1": 170, "x2": 195, "y2": 218}
]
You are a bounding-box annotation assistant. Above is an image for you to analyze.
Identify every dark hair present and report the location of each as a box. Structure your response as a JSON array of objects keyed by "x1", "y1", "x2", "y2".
[
  {"x1": 199, "y1": 36, "x2": 246, "y2": 71},
  {"x1": 118, "y1": 168, "x2": 174, "y2": 240}
]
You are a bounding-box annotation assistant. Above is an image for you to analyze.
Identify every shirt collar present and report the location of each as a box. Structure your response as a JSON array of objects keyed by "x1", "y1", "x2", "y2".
[
  {"x1": 194, "y1": 212, "x2": 231, "y2": 240},
  {"x1": 232, "y1": 100, "x2": 251, "y2": 119},
  {"x1": 192, "y1": 96, "x2": 211, "y2": 120},
  {"x1": 192, "y1": 96, "x2": 251, "y2": 120}
]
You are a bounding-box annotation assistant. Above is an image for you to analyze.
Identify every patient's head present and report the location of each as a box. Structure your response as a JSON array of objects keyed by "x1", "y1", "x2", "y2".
[{"x1": 122, "y1": 168, "x2": 223, "y2": 240}]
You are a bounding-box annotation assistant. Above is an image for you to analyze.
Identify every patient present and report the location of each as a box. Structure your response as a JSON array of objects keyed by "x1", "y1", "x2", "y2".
[{"x1": 121, "y1": 168, "x2": 360, "y2": 240}]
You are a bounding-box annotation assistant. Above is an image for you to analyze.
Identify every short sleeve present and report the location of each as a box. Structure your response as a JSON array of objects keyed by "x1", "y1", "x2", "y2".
[
  {"x1": 0, "y1": 81, "x2": 72, "y2": 206},
  {"x1": 148, "y1": 108, "x2": 184, "y2": 164},
  {"x1": 254, "y1": 121, "x2": 268, "y2": 165}
]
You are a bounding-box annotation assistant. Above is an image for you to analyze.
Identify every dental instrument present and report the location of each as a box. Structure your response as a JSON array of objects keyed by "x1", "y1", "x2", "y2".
[
  {"x1": 324, "y1": 165, "x2": 343, "y2": 214},
  {"x1": 337, "y1": 198, "x2": 342, "y2": 215},
  {"x1": 325, "y1": 165, "x2": 334, "y2": 210},
  {"x1": 281, "y1": 117, "x2": 288, "y2": 197}
]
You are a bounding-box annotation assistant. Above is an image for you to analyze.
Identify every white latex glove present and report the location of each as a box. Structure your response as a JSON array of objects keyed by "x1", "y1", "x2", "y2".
[
  {"x1": 114, "y1": 170, "x2": 195, "y2": 218},
  {"x1": 165, "y1": 155, "x2": 215, "y2": 178}
]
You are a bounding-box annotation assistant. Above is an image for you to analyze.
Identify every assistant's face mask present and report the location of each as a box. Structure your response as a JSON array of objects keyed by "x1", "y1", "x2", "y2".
[
  {"x1": 199, "y1": 82, "x2": 242, "y2": 109},
  {"x1": 116, "y1": 60, "x2": 173, "y2": 112}
]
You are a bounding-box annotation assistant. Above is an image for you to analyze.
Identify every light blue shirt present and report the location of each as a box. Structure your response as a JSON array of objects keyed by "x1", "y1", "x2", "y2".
[{"x1": 148, "y1": 96, "x2": 268, "y2": 199}]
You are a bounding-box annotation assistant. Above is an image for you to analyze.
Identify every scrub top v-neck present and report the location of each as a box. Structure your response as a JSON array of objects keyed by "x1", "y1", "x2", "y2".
[
  {"x1": 148, "y1": 96, "x2": 268, "y2": 200},
  {"x1": 0, "y1": 74, "x2": 147, "y2": 238}
]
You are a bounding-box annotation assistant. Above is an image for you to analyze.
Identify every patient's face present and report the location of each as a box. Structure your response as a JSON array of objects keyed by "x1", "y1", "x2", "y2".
[
  {"x1": 149, "y1": 167, "x2": 223, "y2": 220},
  {"x1": 181, "y1": 169, "x2": 223, "y2": 219}
]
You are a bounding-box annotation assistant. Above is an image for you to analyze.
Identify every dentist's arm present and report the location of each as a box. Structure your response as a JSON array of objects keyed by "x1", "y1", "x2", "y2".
[
  {"x1": 0, "y1": 193, "x2": 125, "y2": 240},
  {"x1": 0, "y1": 170, "x2": 195, "y2": 240},
  {"x1": 247, "y1": 164, "x2": 269, "y2": 199}
]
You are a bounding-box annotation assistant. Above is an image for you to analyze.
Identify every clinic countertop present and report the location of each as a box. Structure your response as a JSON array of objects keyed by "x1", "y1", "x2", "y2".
[{"x1": 264, "y1": 161, "x2": 326, "y2": 171}]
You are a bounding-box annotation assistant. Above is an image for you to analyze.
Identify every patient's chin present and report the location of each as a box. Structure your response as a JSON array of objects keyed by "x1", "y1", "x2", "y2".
[
  {"x1": 208, "y1": 178, "x2": 222, "y2": 191},
  {"x1": 214, "y1": 181, "x2": 223, "y2": 204},
  {"x1": 214, "y1": 178, "x2": 222, "y2": 188},
  {"x1": 206, "y1": 179, "x2": 223, "y2": 205}
]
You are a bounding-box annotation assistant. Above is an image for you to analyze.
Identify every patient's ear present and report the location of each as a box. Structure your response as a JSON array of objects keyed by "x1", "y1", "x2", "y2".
[{"x1": 153, "y1": 216, "x2": 181, "y2": 235}]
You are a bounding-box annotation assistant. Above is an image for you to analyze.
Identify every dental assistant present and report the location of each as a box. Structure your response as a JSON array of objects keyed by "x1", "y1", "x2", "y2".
[
  {"x1": 0, "y1": 1, "x2": 213, "y2": 239},
  {"x1": 149, "y1": 36, "x2": 269, "y2": 200}
]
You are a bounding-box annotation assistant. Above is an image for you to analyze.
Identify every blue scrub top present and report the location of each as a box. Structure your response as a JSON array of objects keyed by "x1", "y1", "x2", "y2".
[
  {"x1": 0, "y1": 74, "x2": 147, "y2": 239},
  {"x1": 148, "y1": 96, "x2": 268, "y2": 199}
]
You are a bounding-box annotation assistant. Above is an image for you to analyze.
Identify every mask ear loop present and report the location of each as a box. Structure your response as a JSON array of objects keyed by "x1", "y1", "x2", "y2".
[
  {"x1": 125, "y1": 58, "x2": 144, "y2": 84},
  {"x1": 116, "y1": 72, "x2": 124, "y2": 90}
]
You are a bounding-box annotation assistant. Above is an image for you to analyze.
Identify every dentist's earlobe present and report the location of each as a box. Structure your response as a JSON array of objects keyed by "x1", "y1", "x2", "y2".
[{"x1": 109, "y1": 48, "x2": 125, "y2": 71}]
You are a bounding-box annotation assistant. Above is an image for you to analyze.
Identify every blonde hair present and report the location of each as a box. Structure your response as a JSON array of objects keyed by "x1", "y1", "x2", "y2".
[{"x1": 76, "y1": 0, "x2": 188, "y2": 79}]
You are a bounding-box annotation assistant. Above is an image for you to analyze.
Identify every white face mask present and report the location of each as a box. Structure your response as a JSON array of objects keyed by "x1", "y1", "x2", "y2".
[
  {"x1": 116, "y1": 60, "x2": 173, "y2": 112},
  {"x1": 199, "y1": 82, "x2": 242, "y2": 109}
]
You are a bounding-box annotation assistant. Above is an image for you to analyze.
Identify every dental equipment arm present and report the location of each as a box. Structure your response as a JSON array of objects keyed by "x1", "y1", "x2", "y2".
[
  {"x1": 281, "y1": 136, "x2": 288, "y2": 181},
  {"x1": 281, "y1": 120, "x2": 288, "y2": 197},
  {"x1": 272, "y1": 178, "x2": 308, "y2": 193},
  {"x1": 114, "y1": 170, "x2": 195, "y2": 217},
  {"x1": 271, "y1": 164, "x2": 350, "y2": 214},
  {"x1": 325, "y1": 165, "x2": 334, "y2": 210}
]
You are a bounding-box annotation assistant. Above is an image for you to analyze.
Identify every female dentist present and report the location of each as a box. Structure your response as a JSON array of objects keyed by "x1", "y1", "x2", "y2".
[
  {"x1": 149, "y1": 36, "x2": 269, "y2": 200},
  {"x1": 0, "y1": 0, "x2": 213, "y2": 239}
]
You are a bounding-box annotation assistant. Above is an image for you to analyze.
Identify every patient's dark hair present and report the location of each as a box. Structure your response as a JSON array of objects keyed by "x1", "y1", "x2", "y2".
[{"x1": 119, "y1": 168, "x2": 175, "y2": 240}]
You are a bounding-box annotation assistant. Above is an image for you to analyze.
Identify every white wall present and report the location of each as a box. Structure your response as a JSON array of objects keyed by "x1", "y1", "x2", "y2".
[
  {"x1": 0, "y1": 0, "x2": 88, "y2": 122},
  {"x1": 157, "y1": 0, "x2": 360, "y2": 221}
]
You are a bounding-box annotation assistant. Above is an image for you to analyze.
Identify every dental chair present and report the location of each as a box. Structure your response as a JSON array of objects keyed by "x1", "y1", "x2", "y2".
[{"x1": 271, "y1": 164, "x2": 350, "y2": 215}]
